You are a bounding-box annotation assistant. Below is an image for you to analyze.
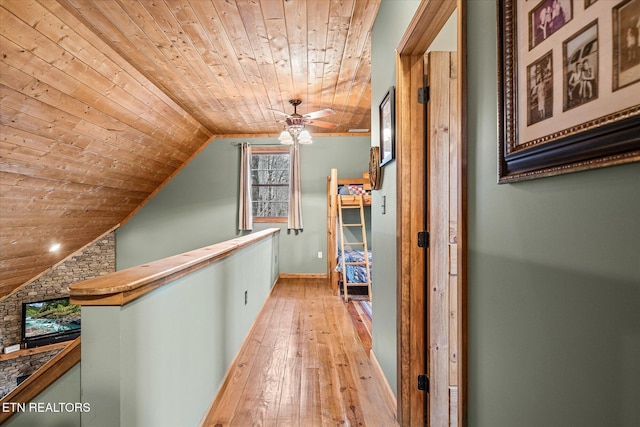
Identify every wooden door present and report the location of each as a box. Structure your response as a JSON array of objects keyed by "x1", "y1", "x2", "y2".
[
  {"x1": 426, "y1": 51, "x2": 459, "y2": 427},
  {"x1": 395, "y1": 3, "x2": 465, "y2": 425}
]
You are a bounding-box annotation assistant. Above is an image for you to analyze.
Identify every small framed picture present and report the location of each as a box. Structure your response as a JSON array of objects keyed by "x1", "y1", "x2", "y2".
[
  {"x1": 379, "y1": 86, "x2": 395, "y2": 167},
  {"x1": 563, "y1": 20, "x2": 599, "y2": 111},
  {"x1": 612, "y1": 0, "x2": 640, "y2": 91},
  {"x1": 529, "y1": 0, "x2": 573, "y2": 50},
  {"x1": 527, "y1": 50, "x2": 554, "y2": 125}
]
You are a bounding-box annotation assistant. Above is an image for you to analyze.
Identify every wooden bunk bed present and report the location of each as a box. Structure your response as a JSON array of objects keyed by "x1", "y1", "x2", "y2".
[{"x1": 326, "y1": 168, "x2": 372, "y2": 301}]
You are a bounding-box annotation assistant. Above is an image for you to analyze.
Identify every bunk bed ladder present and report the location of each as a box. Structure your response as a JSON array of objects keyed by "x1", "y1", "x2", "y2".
[{"x1": 337, "y1": 195, "x2": 372, "y2": 302}]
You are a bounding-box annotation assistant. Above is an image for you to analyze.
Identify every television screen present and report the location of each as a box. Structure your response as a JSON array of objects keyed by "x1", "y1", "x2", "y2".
[{"x1": 22, "y1": 297, "x2": 81, "y2": 343}]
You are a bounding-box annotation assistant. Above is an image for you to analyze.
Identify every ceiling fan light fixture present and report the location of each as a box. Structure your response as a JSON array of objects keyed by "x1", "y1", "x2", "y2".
[
  {"x1": 274, "y1": 99, "x2": 334, "y2": 145},
  {"x1": 285, "y1": 121, "x2": 304, "y2": 136},
  {"x1": 279, "y1": 130, "x2": 294, "y2": 144},
  {"x1": 298, "y1": 130, "x2": 313, "y2": 144}
]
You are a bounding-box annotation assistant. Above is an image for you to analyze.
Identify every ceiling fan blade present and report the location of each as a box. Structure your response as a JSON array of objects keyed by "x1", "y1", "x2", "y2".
[
  {"x1": 268, "y1": 108, "x2": 290, "y2": 117},
  {"x1": 303, "y1": 108, "x2": 335, "y2": 119},
  {"x1": 306, "y1": 119, "x2": 337, "y2": 129}
]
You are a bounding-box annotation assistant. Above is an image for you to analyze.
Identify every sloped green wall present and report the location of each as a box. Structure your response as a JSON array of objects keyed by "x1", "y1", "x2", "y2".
[{"x1": 116, "y1": 136, "x2": 370, "y2": 274}]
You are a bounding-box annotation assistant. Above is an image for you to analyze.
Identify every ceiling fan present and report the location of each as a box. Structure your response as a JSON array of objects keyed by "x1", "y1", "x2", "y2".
[{"x1": 271, "y1": 99, "x2": 337, "y2": 144}]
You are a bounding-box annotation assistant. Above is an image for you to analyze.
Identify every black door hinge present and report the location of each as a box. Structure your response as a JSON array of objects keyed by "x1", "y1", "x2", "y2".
[
  {"x1": 418, "y1": 86, "x2": 430, "y2": 104},
  {"x1": 418, "y1": 374, "x2": 429, "y2": 392},
  {"x1": 417, "y1": 231, "x2": 429, "y2": 248}
]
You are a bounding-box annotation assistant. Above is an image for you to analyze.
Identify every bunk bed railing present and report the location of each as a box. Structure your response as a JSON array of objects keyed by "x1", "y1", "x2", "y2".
[{"x1": 327, "y1": 168, "x2": 372, "y2": 298}]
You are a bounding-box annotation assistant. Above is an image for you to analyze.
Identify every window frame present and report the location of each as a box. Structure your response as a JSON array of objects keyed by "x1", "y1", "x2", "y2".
[{"x1": 250, "y1": 146, "x2": 290, "y2": 223}]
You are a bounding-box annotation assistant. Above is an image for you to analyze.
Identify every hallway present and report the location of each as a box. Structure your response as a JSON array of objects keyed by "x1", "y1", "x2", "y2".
[{"x1": 202, "y1": 278, "x2": 398, "y2": 426}]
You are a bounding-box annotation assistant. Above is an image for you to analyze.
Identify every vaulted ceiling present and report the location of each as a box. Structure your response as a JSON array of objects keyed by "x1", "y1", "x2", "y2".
[{"x1": 0, "y1": 0, "x2": 380, "y2": 297}]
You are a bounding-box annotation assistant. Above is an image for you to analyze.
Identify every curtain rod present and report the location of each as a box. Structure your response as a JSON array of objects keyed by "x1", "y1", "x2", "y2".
[{"x1": 230, "y1": 141, "x2": 283, "y2": 147}]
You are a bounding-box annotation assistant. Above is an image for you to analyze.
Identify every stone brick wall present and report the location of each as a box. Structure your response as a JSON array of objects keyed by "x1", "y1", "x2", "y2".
[
  {"x1": 0, "y1": 349, "x2": 62, "y2": 398},
  {"x1": 0, "y1": 232, "x2": 115, "y2": 398}
]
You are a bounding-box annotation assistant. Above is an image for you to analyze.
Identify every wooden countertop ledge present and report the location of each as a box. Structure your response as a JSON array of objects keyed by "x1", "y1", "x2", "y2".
[{"x1": 69, "y1": 228, "x2": 280, "y2": 307}]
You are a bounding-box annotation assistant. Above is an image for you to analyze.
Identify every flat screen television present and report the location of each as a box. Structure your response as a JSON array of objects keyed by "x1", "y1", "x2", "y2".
[{"x1": 21, "y1": 297, "x2": 81, "y2": 348}]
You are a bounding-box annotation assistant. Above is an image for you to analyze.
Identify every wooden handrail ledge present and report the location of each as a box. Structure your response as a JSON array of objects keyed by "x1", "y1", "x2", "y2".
[
  {"x1": 0, "y1": 341, "x2": 70, "y2": 362},
  {"x1": 0, "y1": 337, "x2": 81, "y2": 424},
  {"x1": 69, "y1": 228, "x2": 280, "y2": 306}
]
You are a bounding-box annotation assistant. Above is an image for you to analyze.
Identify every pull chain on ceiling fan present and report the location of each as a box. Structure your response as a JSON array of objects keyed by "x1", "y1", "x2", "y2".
[{"x1": 270, "y1": 99, "x2": 337, "y2": 145}]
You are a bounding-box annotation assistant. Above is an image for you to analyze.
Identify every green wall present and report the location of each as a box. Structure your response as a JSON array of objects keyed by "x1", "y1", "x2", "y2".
[
  {"x1": 371, "y1": 1, "x2": 639, "y2": 424},
  {"x1": 370, "y1": 0, "x2": 457, "y2": 399},
  {"x1": 82, "y1": 235, "x2": 278, "y2": 427},
  {"x1": 112, "y1": 2, "x2": 640, "y2": 425},
  {"x1": 3, "y1": 364, "x2": 81, "y2": 427},
  {"x1": 370, "y1": 0, "x2": 421, "y2": 398},
  {"x1": 116, "y1": 136, "x2": 370, "y2": 273},
  {"x1": 467, "y1": 2, "x2": 640, "y2": 426}
]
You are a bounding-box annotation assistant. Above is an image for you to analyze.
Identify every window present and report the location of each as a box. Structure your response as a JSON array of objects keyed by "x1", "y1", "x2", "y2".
[{"x1": 251, "y1": 146, "x2": 290, "y2": 222}]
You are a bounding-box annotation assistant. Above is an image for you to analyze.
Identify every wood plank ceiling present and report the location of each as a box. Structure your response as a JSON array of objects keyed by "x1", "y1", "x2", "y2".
[{"x1": 0, "y1": 0, "x2": 380, "y2": 297}]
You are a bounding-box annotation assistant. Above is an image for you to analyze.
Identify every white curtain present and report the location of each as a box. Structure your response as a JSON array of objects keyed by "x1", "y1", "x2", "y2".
[
  {"x1": 288, "y1": 143, "x2": 303, "y2": 232},
  {"x1": 238, "y1": 142, "x2": 253, "y2": 231}
]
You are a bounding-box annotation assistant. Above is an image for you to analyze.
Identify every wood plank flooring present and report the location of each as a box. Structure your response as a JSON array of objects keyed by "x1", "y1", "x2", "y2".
[{"x1": 202, "y1": 278, "x2": 397, "y2": 427}]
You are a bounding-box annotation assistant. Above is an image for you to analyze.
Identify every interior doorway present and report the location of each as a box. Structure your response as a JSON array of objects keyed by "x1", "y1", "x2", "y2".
[{"x1": 395, "y1": 2, "x2": 466, "y2": 426}]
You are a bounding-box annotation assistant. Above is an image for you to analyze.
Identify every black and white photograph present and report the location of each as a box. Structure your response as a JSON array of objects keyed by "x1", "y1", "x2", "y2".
[
  {"x1": 499, "y1": 0, "x2": 638, "y2": 182},
  {"x1": 527, "y1": 51, "x2": 554, "y2": 125},
  {"x1": 613, "y1": 0, "x2": 640, "y2": 90},
  {"x1": 563, "y1": 20, "x2": 598, "y2": 111},
  {"x1": 529, "y1": 0, "x2": 573, "y2": 49},
  {"x1": 585, "y1": 0, "x2": 598, "y2": 9}
]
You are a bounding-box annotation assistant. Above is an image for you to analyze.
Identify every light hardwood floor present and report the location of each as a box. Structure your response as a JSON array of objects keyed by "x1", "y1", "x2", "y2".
[{"x1": 202, "y1": 278, "x2": 398, "y2": 426}]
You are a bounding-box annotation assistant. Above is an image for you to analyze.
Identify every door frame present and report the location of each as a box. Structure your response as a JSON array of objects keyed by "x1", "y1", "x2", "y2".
[{"x1": 395, "y1": 1, "x2": 467, "y2": 425}]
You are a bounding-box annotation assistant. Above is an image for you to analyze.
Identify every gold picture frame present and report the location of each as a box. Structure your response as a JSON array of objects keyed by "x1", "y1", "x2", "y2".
[{"x1": 498, "y1": 0, "x2": 640, "y2": 182}]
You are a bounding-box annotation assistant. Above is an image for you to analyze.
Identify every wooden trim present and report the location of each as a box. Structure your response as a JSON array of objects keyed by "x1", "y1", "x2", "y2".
[
  {"x1": 210, "y1": 132, "x2": 372, "y2": 139},
  {"x1": 328, "y1": 169, "x2": 338, "y2": 294},
  {"x1": 253, "y1": 217, "x2": 288, "y2": 223},
  {"x1": 0, "y1": 337, "x2": 81, "y2": 424},
  {"x1": 337, "y1": 175, "x2": 371, "y2": 191},
  {"x1": 69, "y1": 228, "x2": 280, "y2": 306},
  {"x1": 338, "y1": 194, "x2": 372, "y2": 206},
  {"x1": 370, "y1": 349, "x2": 398, "y2": 416},
  {"x1": 395, "y1": 1, "x2": 467, "y2": 426},
  {"x1": 0, "y1": 341, "x2": 69, "y2": 362},
  {"x1": 397, "y1": 0, "x2": 457, "y2": 55},
  {"x1": 395, "y1": 51, "x2": 427, "y2": 427},
  {"x1": 277, "y1": 273, "x2": 327, "y2": 280},
  {"x1": 250, "y1": 145, "x2": 290, "y2": 154}
]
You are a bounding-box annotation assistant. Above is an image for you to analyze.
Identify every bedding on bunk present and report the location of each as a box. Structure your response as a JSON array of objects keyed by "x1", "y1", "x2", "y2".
[
  {"x1": 338, "y1": 184, "x2": 370, "y2": 196},
  {"x1": 336, "y1": 249, "x2": 372, "y2": 284}
]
